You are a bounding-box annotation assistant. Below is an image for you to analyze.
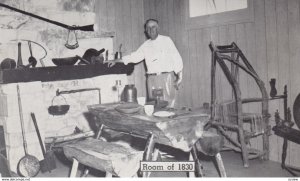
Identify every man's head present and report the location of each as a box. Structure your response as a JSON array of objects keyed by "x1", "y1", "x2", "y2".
[{"x1": 145, "y1": 19, "x2": 159, "y2": 40}]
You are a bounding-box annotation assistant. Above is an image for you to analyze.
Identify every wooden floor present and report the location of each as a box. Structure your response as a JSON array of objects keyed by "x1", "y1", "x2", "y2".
[{"x1": 36, "y1": 150, "x2": 294, "y2": 178}]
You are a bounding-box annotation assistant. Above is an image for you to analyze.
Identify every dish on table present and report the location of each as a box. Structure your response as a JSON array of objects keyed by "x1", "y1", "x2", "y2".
[
  {"x1": 115, "y1": 103, "x2": 141, "y2": 114},
  {"x1": 147, "y1": 100, "x2": 169, "y2": 109},
  {"x1": 153, "y1": 111, "x2": 175, "y2": 118}
]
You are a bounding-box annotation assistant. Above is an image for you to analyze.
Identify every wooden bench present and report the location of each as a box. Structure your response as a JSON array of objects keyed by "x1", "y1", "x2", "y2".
[{"x1": 63, "y1": 137, "x2": 144, "y2": 177}]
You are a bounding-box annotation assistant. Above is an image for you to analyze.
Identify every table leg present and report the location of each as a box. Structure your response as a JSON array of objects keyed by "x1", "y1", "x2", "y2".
[
  {"x1": 70, "y1": 158, "x2": 79, "y2": 177},
  {"x1": 144, "y1": 147, "x2": 160, "y2": 178},
  {"x1": 281, "y1": 138, "x2": 288, "y2": 169},
  {"x1": 152, "y1": 148, "x2": 160, "y2": 161},
  {"x1": 215, "y1": 153, "x2": 226, "y2": 177},
  {"x1": 191, "y1": 145, "x2": 204, "y2": 177},
  {"x1": 81, "y1": 167, "x2": 89, "y2": 177},
  {"x1": 142, "y1": 134, "x2": 155, "y2": 177},
  {"x1": 281, "y1": 138, "x2": 300, "y2": 176},
  {"x1": 188, "y1": 151, "x2": 195, "y2": 177},
  {"x1": 105, "y1": 172, "x2": 113, "y2": 177},
  {"x1": 95, "y1": 124, "x2": 105, "y2": 139},
  {"x1": 81, "y1": 124, "x2": 105, "y2": 177}
]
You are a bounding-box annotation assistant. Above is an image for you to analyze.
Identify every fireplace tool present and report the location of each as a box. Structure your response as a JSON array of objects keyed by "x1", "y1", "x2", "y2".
[
  {"x1": 22, "y1": 39, "x2": 47, "y2": 67},
  {"x1": 48, "y1": 88, "x2": 101, "y2": 116},
  {"x1": 16, "y1": 85, "x2": 40, "y2": 177},
  {"x1": 8, "y1": 39, "x2": 48, "y2": 67},
  {"x1": 25, "y1": 41, "x2": 37, "y2": 68},
  {"x1": 0, "y1": 3, "x2": 95, "y2": 49},
  {"x1": 31, "y1": 113, "x2": 56, "y2": 173},
  {"x1": 56, "y1": 88, "x2": 101, "y2": 104}
]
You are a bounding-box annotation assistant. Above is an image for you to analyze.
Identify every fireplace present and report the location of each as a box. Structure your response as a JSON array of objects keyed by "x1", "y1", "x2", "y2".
[{"x1": 0, "y1": 63, "x2": 133, "y2": 173}]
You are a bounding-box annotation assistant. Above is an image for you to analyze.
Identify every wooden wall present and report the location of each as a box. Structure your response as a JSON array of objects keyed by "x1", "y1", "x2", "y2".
[
  {"x1": 95, "y1": 0, "x2": 147, "y2": 97},
  {"x1": 142, "y1": 0, "x2": 300, "y2": 168},
  {"x1": 143, "y1": 0, "x2": 192, "y2": 107},
  {"x1": 95, "y1": 0, "x2": 300, "y2": 167}
]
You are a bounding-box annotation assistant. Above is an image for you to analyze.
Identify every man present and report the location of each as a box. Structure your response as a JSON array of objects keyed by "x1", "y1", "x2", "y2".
[{"x1": 113, "y1": 19, "x2": 183, "y2": 107}]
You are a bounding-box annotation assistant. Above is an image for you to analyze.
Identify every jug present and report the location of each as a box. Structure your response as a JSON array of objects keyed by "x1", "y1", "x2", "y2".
[
  {"x1": 152, "y1": 88, "x2": 163, "y2": 103},
  {"x1": 124, "y1": 84, "x2": 137, "y2": 103}
]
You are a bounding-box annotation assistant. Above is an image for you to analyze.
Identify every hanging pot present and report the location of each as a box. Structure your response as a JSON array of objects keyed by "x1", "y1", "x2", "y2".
[{"x1": 48, "y1": 95, "x2": 70, "y2": 116}]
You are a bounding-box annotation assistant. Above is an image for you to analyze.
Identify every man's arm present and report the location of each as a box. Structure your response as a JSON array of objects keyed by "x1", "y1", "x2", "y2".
[
  {"x1": 108, "y1": 43, "x2": 146, "y2": 67},
  {"x1": 167, "y1": 37, "x2": 183, "y2": 89}
]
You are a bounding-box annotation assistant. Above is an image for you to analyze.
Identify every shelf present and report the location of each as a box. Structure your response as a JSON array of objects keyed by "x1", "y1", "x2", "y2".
[{"x1": 0, "y1": 63, "x2": 134, "y2": 84}]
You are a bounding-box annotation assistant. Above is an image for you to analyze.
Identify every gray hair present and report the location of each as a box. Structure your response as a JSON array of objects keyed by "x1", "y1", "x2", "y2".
[{"x1": 145, "y1": 19, "x2": 159, "y2": 27}]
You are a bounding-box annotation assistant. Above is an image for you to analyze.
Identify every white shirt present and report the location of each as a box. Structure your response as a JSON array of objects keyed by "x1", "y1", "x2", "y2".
[{"x1": 123, "y1": 35, "x2": 183, "y2": 74}]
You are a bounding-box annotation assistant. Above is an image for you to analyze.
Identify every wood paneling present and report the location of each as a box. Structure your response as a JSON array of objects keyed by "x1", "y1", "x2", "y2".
[
  {"x1": 265, "y1": 0, "x2": 279, "y2": 162},
  {"x1": 195, "y1": 29, "x2": 204, "y2": 106},
  {"x1": 276, "y1": 0, "x2": 290, "y2": 165},
  {"x1": 202, "y1": 27, "x2": 212, "y2": 105},
  {"x1": 142, "y1": 0, "x2": 300, "y2": 168},
  {"x1": 95, "y1": 0, "x2": 146, "y2": 97},
  {"x1": 95, "y1": 0, "x2": 300, "y2": 167}
]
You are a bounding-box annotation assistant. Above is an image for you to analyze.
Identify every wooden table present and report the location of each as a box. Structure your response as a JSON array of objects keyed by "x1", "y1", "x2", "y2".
[{"x1": 87, "y1": 103, "x2": 225, "y2": 177}]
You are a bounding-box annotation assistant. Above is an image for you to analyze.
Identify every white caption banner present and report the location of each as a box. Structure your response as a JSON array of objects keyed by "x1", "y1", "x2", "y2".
[{"x1": 140, "y1": 161, "x2": 195, "y2": 172}]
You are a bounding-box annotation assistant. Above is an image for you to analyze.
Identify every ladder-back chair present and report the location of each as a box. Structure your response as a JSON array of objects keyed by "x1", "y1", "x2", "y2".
[{"x1": 209, "y1": 42, "x2": 270, "y2": 167}]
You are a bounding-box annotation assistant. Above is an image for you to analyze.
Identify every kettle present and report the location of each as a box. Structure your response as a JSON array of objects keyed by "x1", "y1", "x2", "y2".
[{"x1": 124, "y1": 84, "x2": 137, "y2": 103}]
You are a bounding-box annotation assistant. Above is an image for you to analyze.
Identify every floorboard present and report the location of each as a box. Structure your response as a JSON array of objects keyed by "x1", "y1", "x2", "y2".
[{"x1": 36, "y1": 150, "x2": 293, "y2": 178}]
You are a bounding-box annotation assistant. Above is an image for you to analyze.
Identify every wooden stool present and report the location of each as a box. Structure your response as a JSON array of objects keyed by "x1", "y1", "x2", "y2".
[{"x1": 63, "y1": 137, "x2": 143, "y2": 177}]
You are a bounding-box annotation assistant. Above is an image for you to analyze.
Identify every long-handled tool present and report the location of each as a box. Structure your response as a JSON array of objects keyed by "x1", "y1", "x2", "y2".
[
  {"x1": 17, "y1": 85, "x2": 40, "y2": 177},
  {"x1": 0, "y1": 3, "x2": 95, "y2": 49},
  {"x1": 26, "y1": 42, "x2": 37, "y2": 68},
  {"x1": 30, "y1": 113, "x2": 56, "y2": 173}
]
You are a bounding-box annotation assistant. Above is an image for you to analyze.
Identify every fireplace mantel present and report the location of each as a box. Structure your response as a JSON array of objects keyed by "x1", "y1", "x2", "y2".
[{"x1": 0, "y1": 64, "x2": 134, "y2": 84}]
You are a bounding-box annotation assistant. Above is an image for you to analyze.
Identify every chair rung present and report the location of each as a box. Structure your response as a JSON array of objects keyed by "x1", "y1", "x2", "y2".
[
  {"x1": 248, "y1": 150, "x2": 266, "y2": 160},
  {"x1": 244, "y1": 131, "x2": 264, "y2": 138},
  {"x1": 222, "y1": 144, "x2": 265, "y2": 158}
]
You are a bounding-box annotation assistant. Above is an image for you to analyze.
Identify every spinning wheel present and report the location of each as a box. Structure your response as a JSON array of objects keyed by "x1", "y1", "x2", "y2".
[{"x1": 272, "y1": 91, "x2": 300, "y2": 176}]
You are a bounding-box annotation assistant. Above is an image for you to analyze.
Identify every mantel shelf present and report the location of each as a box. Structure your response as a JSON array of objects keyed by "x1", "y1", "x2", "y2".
[{"x1": 0, "y1": 63, "x2": 134, "y2": 84}]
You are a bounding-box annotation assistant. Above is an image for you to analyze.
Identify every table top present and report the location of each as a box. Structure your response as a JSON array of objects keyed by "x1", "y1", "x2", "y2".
[{"x1": 87, "y1": 103, "x2": 210, "y2": 152}]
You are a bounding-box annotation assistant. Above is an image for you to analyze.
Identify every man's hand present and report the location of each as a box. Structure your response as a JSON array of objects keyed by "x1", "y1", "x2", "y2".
[
  {"x1": 107, "y1": 59, "x2": 125, "y2": 67},
  {"x1": 174, "y1": 71, "x2": 183, "y2": 90},
  {"x1": 108, "y1": 61, "x2": 116, "y2": 67}
]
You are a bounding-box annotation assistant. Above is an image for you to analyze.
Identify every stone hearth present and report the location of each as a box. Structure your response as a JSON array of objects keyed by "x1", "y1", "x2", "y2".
[
  {"x1": 0, "y1": 73, "x2": 129, "y2": 173},
  {"x1": 0, "y1": 0, "x2": 135, "y2": 173}
]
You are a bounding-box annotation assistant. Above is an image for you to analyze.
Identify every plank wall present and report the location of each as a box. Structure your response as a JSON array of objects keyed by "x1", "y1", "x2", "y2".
[
  {"x1": 95, "y1": 0, "x2": 300, "y2": 167},
  {"x1": 95, "y1": 0, "x2": 147, "y2": 97},
  {"x1": 142, "y1": 0, "x2": 300, "y2": 168}
]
